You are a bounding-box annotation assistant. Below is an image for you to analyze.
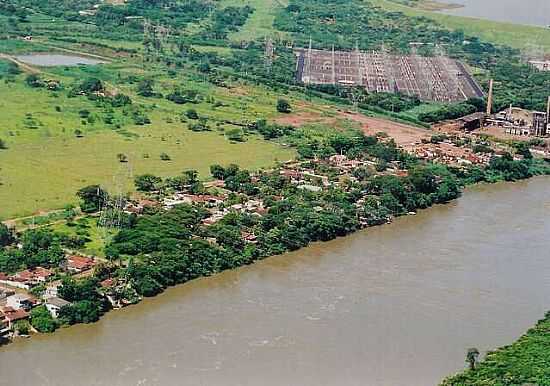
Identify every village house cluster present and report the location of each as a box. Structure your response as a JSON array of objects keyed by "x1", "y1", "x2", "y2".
[{"x1": 0, "y1": 254, "x2": 97, "y2": 340}]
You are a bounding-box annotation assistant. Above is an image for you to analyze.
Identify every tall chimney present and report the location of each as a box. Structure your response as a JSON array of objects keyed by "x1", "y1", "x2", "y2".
[{"x1": 486, "y1": 79, "x2": 494, "y2": 116}]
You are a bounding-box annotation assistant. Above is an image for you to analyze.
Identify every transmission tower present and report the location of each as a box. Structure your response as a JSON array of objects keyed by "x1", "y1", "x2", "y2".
[
  {"x1": 264, "y1": 37, "x2": 275, "y2": 74},
  {"x1": 98, "y1": 158, "x2": 132, "y2": 242}
]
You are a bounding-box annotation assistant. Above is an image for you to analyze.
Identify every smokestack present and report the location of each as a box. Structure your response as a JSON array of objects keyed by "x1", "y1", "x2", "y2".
[{"x1": 486, "y1": 79, "x2": 494, "y2": 116}]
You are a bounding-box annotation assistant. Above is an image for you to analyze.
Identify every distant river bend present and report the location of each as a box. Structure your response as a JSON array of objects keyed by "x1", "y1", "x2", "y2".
[
  {"x1": 1, "y1": 177, "x2": 550, "y2": 386},
  {"x1": 439, "y1": 0, "x2": 550, "y2": 27}
]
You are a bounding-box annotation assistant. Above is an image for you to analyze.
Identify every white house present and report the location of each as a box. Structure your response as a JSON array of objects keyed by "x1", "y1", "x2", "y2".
[
  {"x1": 45, "y1": 297, "x2": 71, "y2": 318},
  {"x1": 6, "y1": 294, "x2": 33, "y2": 311}
]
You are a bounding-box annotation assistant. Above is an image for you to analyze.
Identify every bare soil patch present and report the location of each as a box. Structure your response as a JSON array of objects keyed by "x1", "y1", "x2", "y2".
[{"x1": 275, "y1": 110, "x2": 432, "y2": 146}]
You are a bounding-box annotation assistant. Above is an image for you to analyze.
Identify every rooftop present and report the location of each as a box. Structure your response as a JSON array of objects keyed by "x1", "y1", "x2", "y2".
[{"x1": 46, "y1": 297, "x2": 71, "y2": 308}]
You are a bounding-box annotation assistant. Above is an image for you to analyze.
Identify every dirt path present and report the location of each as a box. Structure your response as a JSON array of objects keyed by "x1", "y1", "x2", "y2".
[
  {"x1": 0, "y1": 53, "x2": 41, "y2": 74},
  {"x1": 339, "y1": 112, "x2": 432, "y2": 146},
  {"x1": 275, "y1": 110, "x2": 432, "y2": 146},
  {"x1": 34, "y1": 40, "x2": 113, "y2": 61}
]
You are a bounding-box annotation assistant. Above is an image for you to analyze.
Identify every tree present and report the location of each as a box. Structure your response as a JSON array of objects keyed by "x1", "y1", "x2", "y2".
[
  {"x1": 210, "y1": 164, "x2": 225, "y2": 179},
  {"x1": 79, "y1": 78, "x2": 104, "y2": 94},
  {"x1": 160, "y1": 152, "x2": 171, "y2": 161},
  {"x1": 0, "y1": 223, "x2": 14, "y2": 247},
  {"x1": 77, "y1": 185, "x2": 107, "y2": 213},
  {"x1": 0, "y1": 138, "x2": 6, "y2": 149},
  {"x1": 58, "y1": 300, "x2": 101, "y2": 324},
  {"x1": 466, "y1": 348, "x2": 480, "y2": 370},
  {"x1": 137, "y1": 79, "x2": 155, "y2": 97},
  {"x1": 134, "y1": 174, "x2": 162, "y2": 192},
  {"x1": 185, "y1": 108, "x2": 199, "y2": 119},
  {"x1": 276, "y1": 98, "x2": 291, "y2": 113},
  {"x1": 30, "y1": 306, "x2": 58, "y2": 333},
  {"x1": 111, "y1": 93, "x2": 132, "y2": 107},
  {"x1": 4, "y1": 61, "x2": 20, "y2": 75},
  {"x1": 25, "y1": 74, "x2": 43, "y2": 88},
  {"x1": 226, "y1": 128, "x2": 245, "y2": 142},
  {"x1": 182, "y1": 170, "x2": 199, "y2": 186},
  {"x1": 117, "y1": 153, "x2": 128, "y2": 163}
]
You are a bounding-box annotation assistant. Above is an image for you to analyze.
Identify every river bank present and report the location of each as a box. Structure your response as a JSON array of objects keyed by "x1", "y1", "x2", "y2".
[
  {"x1": 437, "y1": 0, "x2": 550, "y2": 28},
  {"x1": 441, "y1": 311, "x2": 550, "y2": 385},
  {"x1": 389, "y1": 0, "x2": 464, "y2": 12},
  {"x1": 2, "y1": 175, "x2": 550, "y2": 385},
  {"x1": 371, "y1": 0, "x2": 550, "y2": 52}
]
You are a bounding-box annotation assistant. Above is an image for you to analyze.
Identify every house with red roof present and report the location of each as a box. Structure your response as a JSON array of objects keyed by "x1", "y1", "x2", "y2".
[
  {"x1": 66, "y1": 255, "x2": 96, "y2": 273},
  {"x1": 0, "y1": 306, "x2": 30, "y2": 330},
  {"x1": 15, "y1": 267, "x2": 53, "y2": 285}
]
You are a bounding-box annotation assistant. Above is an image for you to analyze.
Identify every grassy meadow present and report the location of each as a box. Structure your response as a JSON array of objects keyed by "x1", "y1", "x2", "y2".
[{"x1": 0, "y1": 44, "x2": 299, "y2": 219}]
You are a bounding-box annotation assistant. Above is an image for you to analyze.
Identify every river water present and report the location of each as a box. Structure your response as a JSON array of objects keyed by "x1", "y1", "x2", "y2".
[
  {"x1": 1, "y1": 178, "x2": 550, "y2": 386},
  {"x1": 440, "y1": 0, "x2": 550, "y2": 27}
]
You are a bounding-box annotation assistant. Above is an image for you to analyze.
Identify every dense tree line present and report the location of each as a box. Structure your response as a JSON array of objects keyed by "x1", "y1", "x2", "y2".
[
  {"x1": 0, "y1": 229, "x2": 64, "y2": 273},
  {"x1": 418, "y1": 98, "x2": 484, "y2": 123}
]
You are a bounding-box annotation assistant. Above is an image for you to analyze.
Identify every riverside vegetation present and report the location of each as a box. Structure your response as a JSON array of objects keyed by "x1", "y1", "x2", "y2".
[{"x1": 1, "y1": 0, "x2": 550, "y2": 383}]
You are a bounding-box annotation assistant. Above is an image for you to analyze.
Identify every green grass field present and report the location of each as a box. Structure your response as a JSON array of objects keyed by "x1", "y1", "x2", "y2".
[
  {"x1": 225, "y1": 0, "x2": 289, "y2": 41},
  {"x1": 0, "y1": 50, "x2": 298, "y2": 220}
]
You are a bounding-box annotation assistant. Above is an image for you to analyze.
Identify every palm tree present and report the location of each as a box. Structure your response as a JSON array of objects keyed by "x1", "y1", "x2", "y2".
[{"x1": 466, "y1": 348, "x2": 480, "y2": 370}]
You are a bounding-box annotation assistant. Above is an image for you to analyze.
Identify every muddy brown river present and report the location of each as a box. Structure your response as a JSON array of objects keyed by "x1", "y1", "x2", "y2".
[{"x1": 1, "y1": 178, "x2": 550, "y2": 386}]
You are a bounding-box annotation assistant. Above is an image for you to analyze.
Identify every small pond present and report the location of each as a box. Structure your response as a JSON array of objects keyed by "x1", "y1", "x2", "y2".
[{"x1": 15, "y1": 54, "x2": 106, "y2": 67}]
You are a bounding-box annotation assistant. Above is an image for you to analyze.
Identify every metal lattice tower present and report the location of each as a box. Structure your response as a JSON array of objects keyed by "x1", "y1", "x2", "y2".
[
  {"x1": 265, "y1": 37, "x2": 274, "y2": 74},
  {"x1": 410, "y1": 42, "x2": 430, "y2": 100},
  {"x1": 98, "y1": 159, "x2": 132, "y2": 242}
]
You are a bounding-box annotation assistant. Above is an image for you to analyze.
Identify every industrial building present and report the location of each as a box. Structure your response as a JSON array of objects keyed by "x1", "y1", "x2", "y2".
[
  {"x1": 528, "y1": 59, "x2": 550, "y2": 72},
  {"x1": 485, "y1": 107, "x2": 549, "y2": 137},
  {"x1": 295, "y1": 47, "x2": 484, "y2": 103}
]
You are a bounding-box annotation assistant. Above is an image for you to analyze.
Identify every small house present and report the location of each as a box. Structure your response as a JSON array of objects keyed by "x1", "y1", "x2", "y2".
[
  {"x1": 0, "y1": 306, "x2": 30, "y2": 330},
  {"x1": 66, "y1": 255, "x2": 96, "y2": 273},
  {"x1": 45, "y1": 297, "x2": 71, "y2": 318},
  {"x1": 6, "y1": 294, "x2": 34, "y2": 311}
]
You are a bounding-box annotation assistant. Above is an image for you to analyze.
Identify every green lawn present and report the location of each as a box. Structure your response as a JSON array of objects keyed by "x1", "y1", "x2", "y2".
[
  {"x1": 371, "y1": 0, "x2": 550, "y2": 53},
  {"x1": 224, "y1": 0, "x2": 289, "y2": 41},
  {"x1": 0, "y1": 56, "x2": 296, "y2": 220},
  {"x1": 0, "y1": 118, "x2": 294, "y2": 219},
  {"x1": 48, "y1": 217, "x2": 119, "y2": 258}
]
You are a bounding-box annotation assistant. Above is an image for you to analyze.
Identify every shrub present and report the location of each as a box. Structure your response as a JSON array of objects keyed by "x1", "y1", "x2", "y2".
[
  {"x1": 186, "y1": 108, "x2": 199, "y2": 119},
  {"x1": 276, "y1": 98, "x2": 291, "y2": 113}
]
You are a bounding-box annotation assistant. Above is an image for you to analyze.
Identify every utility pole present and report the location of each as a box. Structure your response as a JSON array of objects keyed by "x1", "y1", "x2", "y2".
[{"x1": 486, "y1": 79, "x2": 494, "y2": 116}]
